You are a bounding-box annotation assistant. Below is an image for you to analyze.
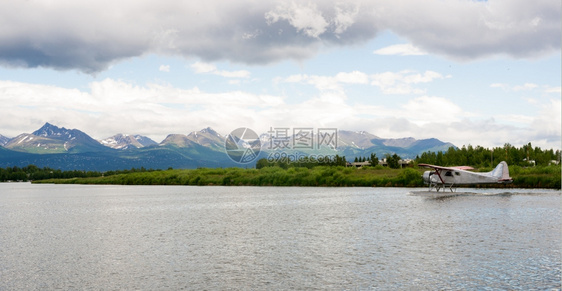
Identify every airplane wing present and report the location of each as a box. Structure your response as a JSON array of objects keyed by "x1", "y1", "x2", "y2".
[
  {"x1": 419, "y1": 163, "x2": 475, "y2": 185},
  {"x1": 418, "y1": 164, "x2": 474, "y2": 171}
]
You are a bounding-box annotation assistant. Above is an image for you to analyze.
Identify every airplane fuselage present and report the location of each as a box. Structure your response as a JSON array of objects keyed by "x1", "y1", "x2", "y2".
[
  {"x1": 420, "y1": 161, "x2": 512, "y2": 191},
  {"x1": 422, "y1": 169, "x2": 505, "y2": 185}
]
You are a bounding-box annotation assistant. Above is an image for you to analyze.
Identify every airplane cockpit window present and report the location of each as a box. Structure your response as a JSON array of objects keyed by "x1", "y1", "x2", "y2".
[
  {"x1": 455, "y1": 172, "x2": 460, "y2": 176},
  {"x1": 445, "y1": 171, "x2": 453, "y2": 176}
]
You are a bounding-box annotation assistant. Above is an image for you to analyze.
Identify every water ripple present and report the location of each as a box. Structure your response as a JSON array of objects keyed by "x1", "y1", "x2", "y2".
[{"x1": 0, "y1": 184, "x2": 559, "y2": 290}]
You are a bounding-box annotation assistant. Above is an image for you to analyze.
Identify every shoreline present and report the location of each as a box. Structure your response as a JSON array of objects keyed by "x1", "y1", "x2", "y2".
[{"x1": 31, "y1": 166, "x2": 561, "y2": 189}]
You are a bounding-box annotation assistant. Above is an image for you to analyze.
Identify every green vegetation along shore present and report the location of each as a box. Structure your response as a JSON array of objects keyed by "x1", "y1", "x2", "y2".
[{"x1": 32, "y1": 165, "x2": 561, "y2": 188}]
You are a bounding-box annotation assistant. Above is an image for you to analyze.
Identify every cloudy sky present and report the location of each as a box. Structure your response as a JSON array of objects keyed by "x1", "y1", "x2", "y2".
[{"x1": 0, "y1": 0, "x2": 560, "y2": 149}]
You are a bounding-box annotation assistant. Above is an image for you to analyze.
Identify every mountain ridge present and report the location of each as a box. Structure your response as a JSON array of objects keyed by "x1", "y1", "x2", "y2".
[
  {"x1": 5, "y1": 123, "x2": 108, "y2": 154},
  {"x1": 99, "y1": 134, "x2": 157, "y2": 150},
  {"x1": 0, "y1": 123, "x2": 457, "y2": 170}
]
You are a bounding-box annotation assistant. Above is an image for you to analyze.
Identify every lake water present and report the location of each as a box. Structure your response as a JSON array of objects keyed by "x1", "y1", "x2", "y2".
[{"x1": 0, "y1": 183, "x2": 560, "y2": 290}]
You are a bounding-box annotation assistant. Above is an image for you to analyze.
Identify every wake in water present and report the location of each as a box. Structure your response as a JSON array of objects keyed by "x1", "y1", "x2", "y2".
[{"x1": 409, "y1": 188, "x2": 561, "y2": 198}]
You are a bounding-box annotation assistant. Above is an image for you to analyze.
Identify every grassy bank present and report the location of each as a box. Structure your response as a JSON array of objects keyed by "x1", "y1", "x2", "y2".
[{"x1": 33, "y1": 165, "x2": 561, "y2": 188}]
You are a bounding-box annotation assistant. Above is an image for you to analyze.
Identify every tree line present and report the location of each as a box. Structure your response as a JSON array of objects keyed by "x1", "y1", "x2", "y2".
[
  {"x1": 255, "y1": 143, "x2": 560, "y2": 172},
  {"x1": 344, "y1": 143, "x2": 560, "y2": 169},
  {"x1": 34, "y1": 166, "x2": 426, "y2": 187},
  {"x1": 0, "y1": 165, "x2": 159, "y2": 182},
  {"x1": 415, "y1": 143, "x2": 560, "y2": 168},
  {"x1": 34, "y1": 164, "x2": 560, "y2": 188},
  {"x1": 257, "y1": 152, "x2": 408, "y2": 169}
]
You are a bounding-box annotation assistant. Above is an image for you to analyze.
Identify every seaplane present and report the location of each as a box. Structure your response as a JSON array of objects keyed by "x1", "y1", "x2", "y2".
[{"x1": 418, "y1": 161, "x2": 513, "y2": 193}]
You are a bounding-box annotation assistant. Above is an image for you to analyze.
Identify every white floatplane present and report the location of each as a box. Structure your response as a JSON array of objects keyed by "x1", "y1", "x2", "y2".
[{"x1": 418, "y1": 161, "x2": 513, "y2": 192}]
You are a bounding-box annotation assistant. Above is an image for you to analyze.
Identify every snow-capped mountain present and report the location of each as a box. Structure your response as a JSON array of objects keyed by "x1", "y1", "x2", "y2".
[
  {"x1": 5, "y1": 123, "x2": 106, "y2": 153},
  {"x1": 186, "y1": 127, "x2": 223, "y2": 149},
  {"x1": 4, "y1": 133, "x2": 67, "y2": 153},
  {"x1": 160, "y1": 127, "x2": 223, "y2": 149},
  {"x1": 32, "y1": 122, "x2": 72, "y2": 138},
  {"x1": 0, "y1": 134, "x2": 10, "y2": 146},
  {"x1": 99, "y1": 134, "x2": 157, "y2": 150},
  {"x1": 338, "y1": 130, "x2": 381, "y2": 149}
]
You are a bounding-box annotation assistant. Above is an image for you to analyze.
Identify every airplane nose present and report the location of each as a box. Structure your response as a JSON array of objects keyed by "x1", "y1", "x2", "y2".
[{"x1": 422, "y1": 171, "x2": 431, "y2": 184}]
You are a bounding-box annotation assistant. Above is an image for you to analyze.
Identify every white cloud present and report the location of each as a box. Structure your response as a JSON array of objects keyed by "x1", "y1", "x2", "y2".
[
  {"x1": 373, "y1": 43, "x2": 427, "y2": 56},
  {"x1": 216, "y1": 70, "x2": 251, "y2": 79},
  {"x1": 191, "y1": 62, "x2": 217, "y2": 74},
  {"x1": 370, "y1": 70, "x2": 445, "y2": 94},
  {"x1": 283, "y1": 71, "x2": 368, "y2": 93},
  {"x1": 265, "y1": 2, "x2": 329, "y2": 38},
  {"x1": 283, "y1": 74, "x2": 306, "y2": 83},
  {"x1": 0, "y1": 0, "x2": 557, "y2": 72},
  {"x1": 282, "y1": 69, "x2": 444, "y2": 95},
  {"x1": 513, "y1": 83, "x2": 538, "y2": 91},
  {"x1": 490, "y1": 83, "x2": 509, "y2": 90},
  {"x1": 376, "y1": 0, "x2": 560, "y2": 61},
  {"x1": 159, "y1": 65, "x2": 170, "y2": 72},
  {"x1": 530, "y1": 99, "x2": 562, "y2": 144},
  {"x1": 491, "y1": 82, "x2": 558, "y2": 93},
  {"x1": 191, "y1": 62, "x2": 250, "y2": 78},
  {"x1": 0, "y1": 79, "x2": 282, "y2": 141},
  {"x1": 545, "y1": 86, "x2": 561, "y2": 94},
  {"x1": 1, "y1": 79, "x2": 558, "y2": 149},
  {"x1": 400, "y1": 96, "x2": 465, "y2": 125},
  {"x1": 335, "y1": 71, "x2": 369, "y2": 84},
  {"x1": 333, "y1": 3, "x2": 360, "y2": 35}
]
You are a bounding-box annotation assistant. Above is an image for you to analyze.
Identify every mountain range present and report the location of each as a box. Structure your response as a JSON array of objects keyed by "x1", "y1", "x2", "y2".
[{"x1": 0, "y1": 123, "x2": 455, "y2": 171}]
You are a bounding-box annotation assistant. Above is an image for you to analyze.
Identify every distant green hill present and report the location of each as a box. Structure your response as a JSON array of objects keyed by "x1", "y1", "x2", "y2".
[{"x1": 0, "y1": 144, "x2": 241, "y2": 171}]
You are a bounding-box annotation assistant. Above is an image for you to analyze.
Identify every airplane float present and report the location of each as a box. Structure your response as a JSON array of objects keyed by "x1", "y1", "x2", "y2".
[{"x1": 419, "y1": 161, "x2": 513, "y2": 192}]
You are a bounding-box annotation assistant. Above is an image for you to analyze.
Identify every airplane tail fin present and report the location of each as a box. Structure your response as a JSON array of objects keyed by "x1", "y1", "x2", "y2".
[{"x1": 491, "y1": 161, "x2": 512, "y2": 182}]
